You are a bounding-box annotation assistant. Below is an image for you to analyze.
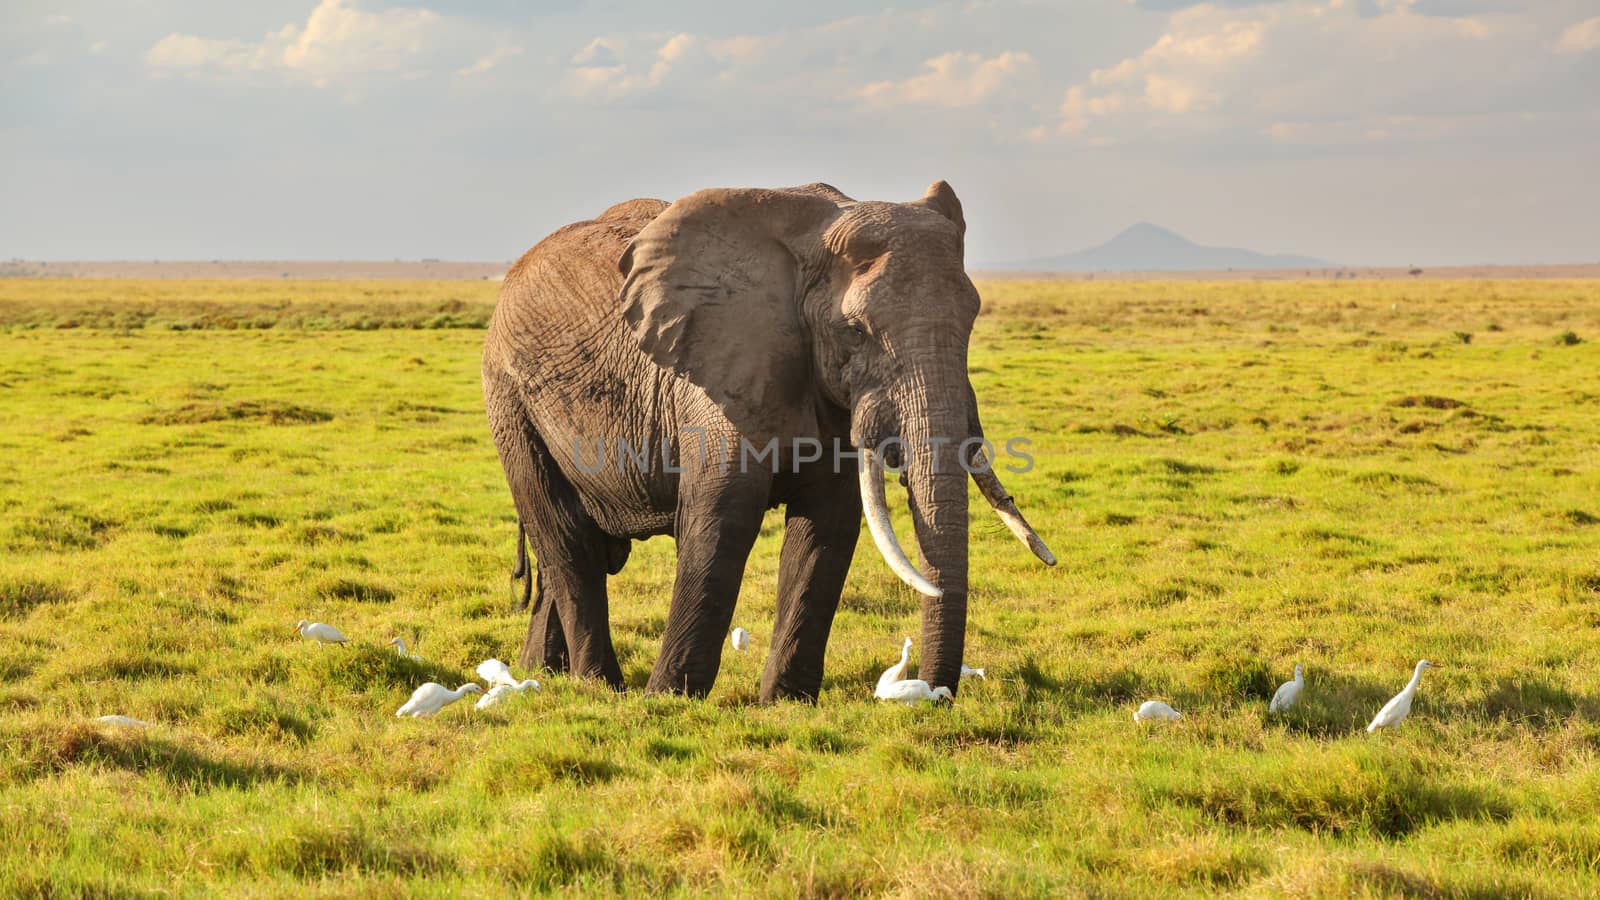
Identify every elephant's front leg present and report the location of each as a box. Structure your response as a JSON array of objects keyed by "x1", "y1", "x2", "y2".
[
  {"x1": 760, "y1": 465, "x2": 861, "y2": 702},
  {"x1": 646, "y1": 469, "x2": 771, "y2": 697}
]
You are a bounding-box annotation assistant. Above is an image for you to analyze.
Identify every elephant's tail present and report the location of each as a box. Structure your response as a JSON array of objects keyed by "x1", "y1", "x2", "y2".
[
  {"x1": 510, "y1": 519, "x2": 534, "y2": 612},
  {"x1": 512, "y1": 519, "x2": 530, "y2": 580}
]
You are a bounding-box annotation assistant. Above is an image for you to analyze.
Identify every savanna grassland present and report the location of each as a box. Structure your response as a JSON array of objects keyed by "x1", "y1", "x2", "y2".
[{"x1": 2, "y1": 276, "x2": 1598, "y2": 897}]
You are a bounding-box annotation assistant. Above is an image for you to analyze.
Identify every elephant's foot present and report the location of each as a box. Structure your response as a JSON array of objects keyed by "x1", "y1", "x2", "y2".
[
  {"x1": 758, "y1": 660, "x2": 825, "y2": 704},
  {"x1": 578, "y1": 653, "x2": 626, "y2": 692},
  {"x1": 758, "y1": 682, "x2": 822, "y2": 705},
  {"x1": 521, "y1": 616, "x2": 625, "y2": 691},
  {"x1": 644, "y1": 664, "x2": 716, "y2": 699}
]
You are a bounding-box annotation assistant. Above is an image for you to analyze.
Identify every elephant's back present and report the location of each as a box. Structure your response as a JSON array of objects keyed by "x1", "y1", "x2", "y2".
[
  {"x1": 492, "y1": 201, "x2": 656, "y2": 320},
  {"x1": 596, "y1": 198, "x2": 669, "y2": 222},
  {"x1": 490, "y1": 200, "x2": 666, "y2": 355},
  {"x1": 486, "y1": 200, "x2": 680, "y2": 537}
]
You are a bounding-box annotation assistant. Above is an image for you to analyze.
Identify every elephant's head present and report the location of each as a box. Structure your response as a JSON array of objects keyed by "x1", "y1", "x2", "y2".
[{"x1": 618, "y1": 181, "x2": 1054, "y2": 692}]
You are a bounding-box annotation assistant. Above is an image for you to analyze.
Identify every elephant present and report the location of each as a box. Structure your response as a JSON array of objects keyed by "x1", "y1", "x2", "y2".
[{"x1": 482, "y1": 181, "x2": 1053, "y2": 702}]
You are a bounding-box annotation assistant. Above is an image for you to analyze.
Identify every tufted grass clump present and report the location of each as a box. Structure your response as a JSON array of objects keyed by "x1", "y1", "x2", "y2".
[
  {"x1": 140, "y1": 399, "x2": 334, "y2": 426},
  {"x1": 0, "y1": 276, "x2": 1597, "y2": 894},
  {"x1": 0, "y1": 578, "x2": 74, "y2": 619}
]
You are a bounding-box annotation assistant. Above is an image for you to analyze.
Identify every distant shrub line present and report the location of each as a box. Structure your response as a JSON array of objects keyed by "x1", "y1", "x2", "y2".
[{"x1": 0, "y1": 306, "x2": 493, "y2": 331}]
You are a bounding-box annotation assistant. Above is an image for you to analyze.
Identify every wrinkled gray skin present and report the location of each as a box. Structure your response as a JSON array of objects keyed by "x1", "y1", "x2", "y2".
[{"x1": 484, "y1": 181, "x2": 1036, "y2": 701}]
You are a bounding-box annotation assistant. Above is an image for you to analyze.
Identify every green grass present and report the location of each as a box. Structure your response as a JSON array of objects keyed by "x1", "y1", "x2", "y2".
[{"x1": 2, "y1": 277, "x2": 1599, "y2": 895}]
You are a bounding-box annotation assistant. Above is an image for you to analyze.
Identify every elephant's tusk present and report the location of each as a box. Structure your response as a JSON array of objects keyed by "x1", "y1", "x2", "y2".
[
  {"x1": 967, "y1": 446, "x2": 1057, "y2": 566},
  {"x1": 858, "y1": 449, "x2": 943, "y2": 598}
]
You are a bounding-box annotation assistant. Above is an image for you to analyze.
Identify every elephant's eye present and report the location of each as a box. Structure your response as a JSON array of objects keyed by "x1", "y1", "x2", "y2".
[{"x1": 845, "y1": 320, "x2": 870, "y2": 341}]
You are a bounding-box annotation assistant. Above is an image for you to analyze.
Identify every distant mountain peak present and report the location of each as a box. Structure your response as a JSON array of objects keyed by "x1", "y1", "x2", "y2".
[
  {"x1": 1106, "y1": 222, "x2": 1191, "y2": 248},
  {"x1": 1122, "y1": 221, "x2": 1175, "y2": 237},
  {"x1": 987, "y1": 222, "x2": 1333, "y2": 272}
]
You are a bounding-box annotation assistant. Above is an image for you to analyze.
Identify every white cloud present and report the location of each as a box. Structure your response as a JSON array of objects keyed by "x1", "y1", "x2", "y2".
[
  {"x1": 656, "y1": 33, "x2": 697, "y2": 65},
  {"x1": 564, "y1": 32, "x2": 741, "y2": 99},
  {"x1": 571, "y1": 38, "x2": 618, "y2": 68},
  {"x1": 1263, "y1": 111, "x2": 1535, "y2": 146},
  {"x1": 458, "y1": 45, "x2": 522, "y2": 77},
  {"x1": 557, "y1": 6, "x2": 1005, "y2": 107},
  {"x1": 1059, "y1": 3, "x2": 1266, "y2": 134},
  {"x1": 145, "y1": 0, "x2": 441, "y2": 88},
  {"x1": 147, "y1": 34, "x2": 260, "y2": 71},
  {"x1": 1143, "y1": 73, "x2": 1201, "y2": 114},
  {"x1": 1558, "y1": 16, "x2": 1600, "y2": 53},
  {"x1": 281, "y1": 0, "x2": 434, "y2": 74},
  {"x1": 1054, "y1": 0, "x2": 1509, "y2": 144},
  {"x1": 19, "y1": 13, "x2": 113, "y2": 66},
  {"x1": 857, "y1": 50, "x2": 1036, "y2": 108},
  {"x1": 708, "y1": 35, "x2": 773, "y2": 68}
]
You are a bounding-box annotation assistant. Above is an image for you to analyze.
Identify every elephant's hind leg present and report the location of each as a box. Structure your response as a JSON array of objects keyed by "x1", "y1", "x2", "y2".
[
  {"x1": 485, "y1": 370, "x2": 623, "y2": 687},
  {"x1": 509, "y1": 524, "x2": 566, "y2": 671},
  {"x1": 525, "y1": 568, "x2": 569, "y2": 673}
]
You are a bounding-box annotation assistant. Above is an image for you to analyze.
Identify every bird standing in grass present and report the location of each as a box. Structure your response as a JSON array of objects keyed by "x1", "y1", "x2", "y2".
[
  {"x1": 294, "y1": 620, "x2": 347, "y2": 645},
  {"x1": 877, "y1": 680, "x2": 953, "y2": 705},
  {"x1": 1269, "y1": 664, "x2": 1305, "y2": 713},
  {"x1": 1134, "y1": 700, "x2": 1183, "y2": 722},
  {"x1": 730, "y1": 627, "x2": 750, "y2": 652},
  {"x1": 387, "y1": 637, "x2": 420, "y2": 659},
  {"x1": 476, "y1": 680, "x2": 540, "y2": 710},
  {"x1": 94, "y1": 715, "x2": 151, "y2": 728},
  {"x1": 874, "y1": 637, "x2": 914, "y2": 698},
  {"x1": 476, "y1": 658, "x2": 533, "y2": 689},
  {"x1": 395, "y1": 683, "x2": 483, "y2": 718},
  {"x1": 1367, "y1": 660, "x2": 1438, "y2": 732},
  {"x1": 960, "y1": 663, "x2": 986, "y2": 680}
]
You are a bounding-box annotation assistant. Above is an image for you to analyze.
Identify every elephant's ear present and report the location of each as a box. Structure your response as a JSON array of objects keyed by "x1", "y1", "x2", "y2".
[
  {"x1": 912, "y1": 180, "x2": 966, "y2": 241},
  {"x1": 619, "y1": 188, "x2": 842, "y2": 428}
]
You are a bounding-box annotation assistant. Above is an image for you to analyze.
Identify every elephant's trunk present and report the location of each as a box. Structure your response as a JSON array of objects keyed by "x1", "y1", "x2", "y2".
[
  {"x1": 856, "y1": 374, "x2": 1052, "y2": 694},
  {"x1": 898, "y1": 388, "x2": 972, "y2": 695}
]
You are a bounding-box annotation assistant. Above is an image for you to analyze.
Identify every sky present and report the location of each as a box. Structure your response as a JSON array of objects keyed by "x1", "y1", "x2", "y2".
[{"x1": 3, "y1": 0, "x2": 1598, "y2": 266}]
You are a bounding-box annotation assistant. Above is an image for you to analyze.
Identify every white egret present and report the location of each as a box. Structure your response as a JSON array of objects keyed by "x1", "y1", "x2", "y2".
[
  {"x1": 876, "y1": 679, "x2": 953, "y2": 705},
  {"x1": 475, "y1": 679, "x2": 540, "y2": 710},
  {"x1": 395, "y1": 683, "x2": 482, "y2": 718},
  {"x1": 94, "y1": 715, "x2": 151, "y2": 728},
  {"x1": 387, "y1": 637, "x2": 421, "y2": 659},
  {"x1": 1134, "y1": 700, "x2": 1183, "y2": 722},
  {"x1": 874, "y1": 637, "x2": 914, "y2": 698},
  {"x1": 1367, "y1": 660, "x2": 1439, "y2": 733},
  {"x1": 730, "y1": 627, "x2": 750, "y2": 652},
  {"x1": 960, "y1": 663, "x2": 986, "y2": 680},
  {"x1": 294, "y1": 620, "x2": 347, "y2": 645},
  {"x1": 1269, "y1": 665, "x2": 1305, "y2": 714},
  {"x1": 475, "y1": 658, "x2": 525, "y2": 689}
]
